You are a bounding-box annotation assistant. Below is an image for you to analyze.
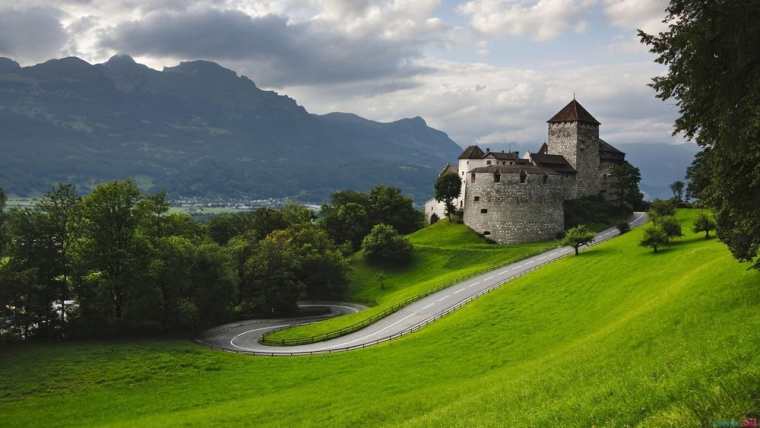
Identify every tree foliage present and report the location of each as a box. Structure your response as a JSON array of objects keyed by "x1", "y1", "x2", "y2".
[
  {"x1": 561, "y1": 225, "x2": 595, "y2": 256},
  {"x1": 362, "y1": 224, "x2": 413, "y2": 265},
  {"x1": 434, "y1": 173, "x2": 462, "y2": 220},
  {"x1": 659, "y1": 216, "x2": 683, "y2": 239},
  {"x1": 648, "y1": 199, "x2": 677, "y2": 223},
  {"x1": 670, "y1": 181, "x2": 685, "y2": 204},
  {"x1": 319, "y1": 185, "x2": 421, "y2": 251},
  {"x1": 641, "y1": 226, "x2": 669, "y2": 253},
  {"x1": 609, "y1": 162, "x2": 644, "y2": 210},
  {"x1": 640, "y1": 0, "x2": 760, "y2": 268},
  {"x1": 693, "y1": 212, "x2": 717, "y2": 239}
]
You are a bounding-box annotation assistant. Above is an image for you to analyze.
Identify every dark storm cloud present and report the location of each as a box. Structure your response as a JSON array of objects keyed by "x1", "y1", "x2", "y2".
[
  {"x1": 98, "y1": 8, "x2": 430, "y2": 86},
  {"x1": 0, "y1": 7, "x2": 69, "y2": 62}
]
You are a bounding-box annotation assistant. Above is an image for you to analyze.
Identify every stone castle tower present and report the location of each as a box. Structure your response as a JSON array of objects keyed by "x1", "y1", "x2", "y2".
[{"x1": 546, "y1": 99, "x2": 601, "y2": 197}]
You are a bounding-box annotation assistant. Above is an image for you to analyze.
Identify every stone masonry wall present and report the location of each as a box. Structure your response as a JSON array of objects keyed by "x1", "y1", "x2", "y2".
[
  {"x1": 463, "y1": 171, "x2": 568, "y2": 244},
  {"x1": 547, "y1": 122, "x2": 600, "y2": 197}
]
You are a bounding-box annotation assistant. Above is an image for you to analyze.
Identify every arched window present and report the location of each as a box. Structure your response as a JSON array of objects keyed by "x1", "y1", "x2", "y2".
[
  {"x1": 471, "y1": 172, "x2": 476, "y2": 182},
  {"x1": 520, "y1": 170, "x2": 527, "y2": 184}
]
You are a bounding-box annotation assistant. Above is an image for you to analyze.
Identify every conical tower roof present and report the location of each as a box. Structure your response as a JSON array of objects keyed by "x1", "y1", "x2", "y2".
[{"x1": 547, "y1": 99, "x2": 600, "y2": 125}]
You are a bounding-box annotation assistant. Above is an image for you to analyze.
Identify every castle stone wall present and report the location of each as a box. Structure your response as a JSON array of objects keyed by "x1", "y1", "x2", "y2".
[
  {"x1": 463, "y1": 171, "x2": 567, "y2": 244},
  {"x1": 548, "y1": 122, "x2": 600, "y2": 197}
]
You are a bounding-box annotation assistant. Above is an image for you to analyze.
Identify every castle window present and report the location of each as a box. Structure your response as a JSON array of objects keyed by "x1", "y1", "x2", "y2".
[
  {"x1": 474, "y1": 196, "x2": 480, "y2": 202},
  {"x1": 494, "y1": 173, "x2": 500, "y2": 183},
  {"x1": 481, "y1": 208, "x2": 488, "y2": 214},
  {"x1": 520, "y1": 170, "x2": 527, "y2": 184},
  {"x1": 471, "y1": 172, "x2": 476, "y2": 182},
  {"x1": 486, "y1": 160, "x2": 492, "y2": 165},
  {"x1": 542, "y1": 174, "x2": 548, "y2": 184},
  {"x1": 483, "y1": 231, "x2": 491, "y2": 236}
]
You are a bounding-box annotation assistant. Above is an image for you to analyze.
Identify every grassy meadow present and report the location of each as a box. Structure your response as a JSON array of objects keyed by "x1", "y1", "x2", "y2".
[
  {"x1": 1, "y1": 210, "x2": 759, "y2": 426},
  {"x1": 266, "y1": 220, "x2": 557, "y2": 342}
]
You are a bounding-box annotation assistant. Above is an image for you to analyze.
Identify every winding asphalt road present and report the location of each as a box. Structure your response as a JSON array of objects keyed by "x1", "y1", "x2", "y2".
[{"x1": 198, "y1": 212, "x2": 648, "y2": 356}]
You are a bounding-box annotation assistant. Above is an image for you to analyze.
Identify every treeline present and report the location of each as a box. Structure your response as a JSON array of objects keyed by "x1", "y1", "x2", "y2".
[{"x1": 0, "y1": 182, "x2": 421, "y2": 342}]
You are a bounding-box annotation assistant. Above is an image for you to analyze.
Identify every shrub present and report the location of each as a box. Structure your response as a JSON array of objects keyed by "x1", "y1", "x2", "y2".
[
  {"x1": 362, "y1": 224, "x2": 413, "y2": 265},
  {"x1": 616, "y1": 222, "x2": 631, "y2": 234}
]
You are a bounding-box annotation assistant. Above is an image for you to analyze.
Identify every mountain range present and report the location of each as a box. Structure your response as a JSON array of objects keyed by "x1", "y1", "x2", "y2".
[
  {"x1": 0, "y1": 55, "x2": 697, "y2": 203},
  {"x1": 0, "y1": 55, "x2": 461, "y2": 202}
]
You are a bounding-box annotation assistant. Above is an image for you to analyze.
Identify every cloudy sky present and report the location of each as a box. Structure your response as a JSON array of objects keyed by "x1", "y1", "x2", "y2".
[{"x1": 0, "y1": 0, "x2": 681, "y2": 147}]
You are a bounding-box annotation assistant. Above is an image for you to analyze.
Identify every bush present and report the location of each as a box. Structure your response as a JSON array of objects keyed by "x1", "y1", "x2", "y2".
[
  {"x1": 362, "y1": 224, "x2": 413, "y2": 265},
  {"x1": 616, "y1": 222, "x2": 631, "y2": 234}
]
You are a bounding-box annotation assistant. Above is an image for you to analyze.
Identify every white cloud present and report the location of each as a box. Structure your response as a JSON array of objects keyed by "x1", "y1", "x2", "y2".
[
  {"x1": 458, "y1": 0, "x2": 595, "y2": 41},
  {"x1": 603, "y1": 0, "x2": 668, "y2": 34},
  {"x1": 286, "y1": 58, "x2": 680, "y2": 146}
]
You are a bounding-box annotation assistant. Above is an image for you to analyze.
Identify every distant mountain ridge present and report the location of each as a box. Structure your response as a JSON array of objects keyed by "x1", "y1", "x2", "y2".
[{"x1": 0, "y1": 55, "x2": 461, "y2": 202}]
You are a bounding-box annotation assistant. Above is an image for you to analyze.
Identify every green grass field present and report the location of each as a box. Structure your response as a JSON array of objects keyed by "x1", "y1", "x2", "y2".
[
  {"x1": 265, "y1": 221, "x2": 557, "y2": 342},
  {"x1": 2, "y1": 210, "x2": 759, "y2": 427}
]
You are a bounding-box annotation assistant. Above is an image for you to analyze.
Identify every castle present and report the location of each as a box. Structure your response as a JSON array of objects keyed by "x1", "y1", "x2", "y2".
[{"x1": 425, "y1": 99, "x2": 627, "y2": 244}]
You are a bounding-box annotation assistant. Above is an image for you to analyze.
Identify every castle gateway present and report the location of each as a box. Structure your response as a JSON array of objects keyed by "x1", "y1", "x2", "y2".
[{"x1": 425, "y1": 99, "x2": 627, "y2": 244}]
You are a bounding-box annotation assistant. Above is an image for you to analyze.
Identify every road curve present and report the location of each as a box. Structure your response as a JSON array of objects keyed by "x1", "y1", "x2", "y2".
[{"x1": 197, "y1": 212, "x2": 648, "y2": 356}]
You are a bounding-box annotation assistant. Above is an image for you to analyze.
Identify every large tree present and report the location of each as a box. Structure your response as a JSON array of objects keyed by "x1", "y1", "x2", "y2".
[
  {"x1": 76, "y1": 180, "x2": 147, "y2": 320},
  {"x1": 641, "y1": 0, "x2": 760, "y2": 269}
]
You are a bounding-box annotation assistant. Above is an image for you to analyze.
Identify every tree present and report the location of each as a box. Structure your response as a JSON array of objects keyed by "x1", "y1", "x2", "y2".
[
  {"x1": 685, "y1": 149, "x2": 713, "y2": 205},
  {"x1": 367, "y1": 186, "x2": 422, "y2": 234},
  {"x1": 268, "y1": 224, "x2": 349, "y2": 299},
  {"x1": 640, "y1": 0, "x2": 760, "y2": 269},
  {"x1": 280, "y1": 202, "x2": 313, "y2": 226},
  {"x1": 321, "y1": 202, "x2": 369, "y2": 250},
  {"x1": 641, "y1": 226, "x2": 669, "y2": 253},
  {"x1": 251, "y1": 207, "x2": 289, "y2": 240},
  {"x1": 659, "y1": 216, "x2": 683, "y2": 239},
  {"x1": 241, "y1": 237, "x2": 303, "y2": 315},
  {"x1": 189, "y1": 243, "x2": 236, "y2": 328},
  {"x1": 670, "y1": 181, "x2": 685, "y2": 204},
  {"x1": 35, "y1": 184, "x2": 80, "y2": 333},
  {"x1": 648, "y1": 199, "x2": 676, "y2": 223},
  {"x1": 76, "y1": 180, "x2": 147, "y2": 321},
  {"x1": 561, "y1": 225, "x2": 595, "y2": 256},
  {"x1": 693, "y1": 212, "x2": 717, "y2": 239},
  {"x1": 361, "y1": 224, "x2": 413, "y2": 265},
  {"x1": 207, "y1": 212, "x2": 256, "y2": 245},
  {"x1": 434, "y1": 173, "x2": 462, "y2": 220},
  {"x1": 609, "y1": 162, "x2": 643, "y2": 210}
]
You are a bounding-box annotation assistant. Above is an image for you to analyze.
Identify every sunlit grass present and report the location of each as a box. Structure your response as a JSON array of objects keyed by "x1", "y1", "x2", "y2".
[{"x1": 1, "y1": 210, "x2": 758, "y2": 427}]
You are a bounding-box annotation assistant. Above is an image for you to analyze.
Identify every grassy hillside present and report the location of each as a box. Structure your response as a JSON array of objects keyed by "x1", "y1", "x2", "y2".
[
  {"x1": 2, "y1": 210, "x2": 759, "y2": 427},
  {"x1": 265, "y1": 221, "x2": 557, "y2": 342}
]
